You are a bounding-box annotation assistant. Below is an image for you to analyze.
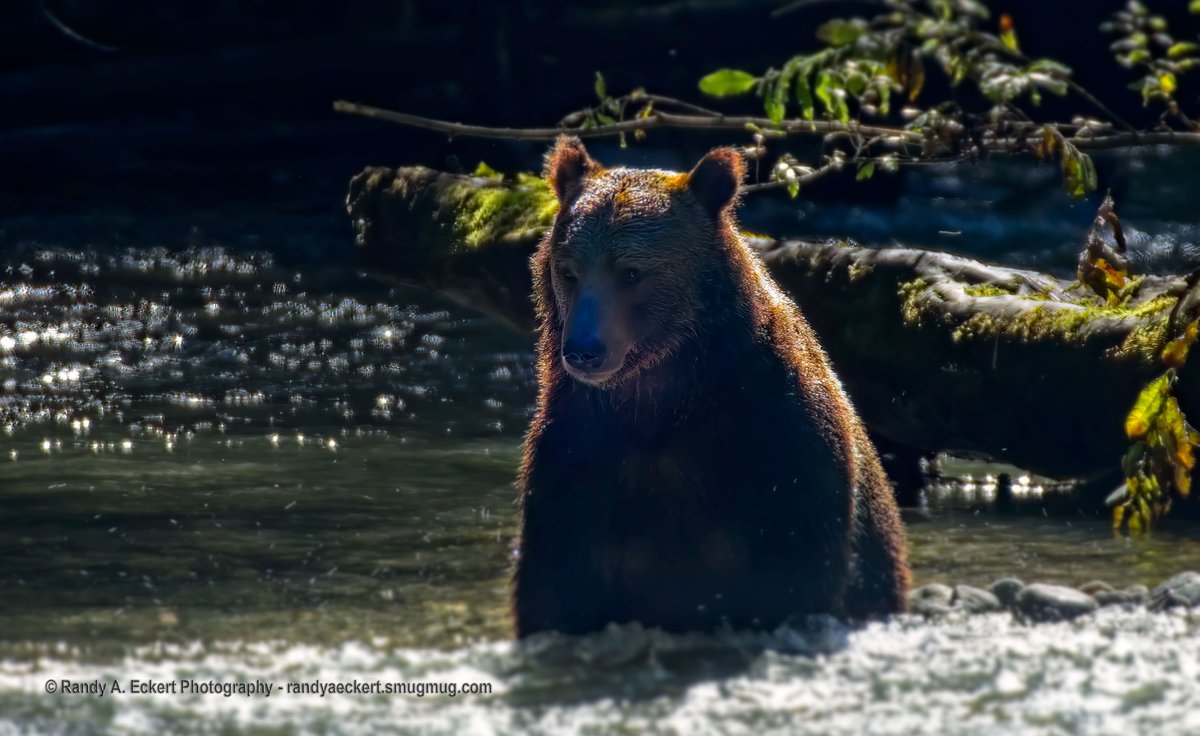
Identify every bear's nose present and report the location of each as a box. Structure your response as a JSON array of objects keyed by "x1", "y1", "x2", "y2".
[{"x1": 562, "y1": 339, "x2": 607, "y2": 372}]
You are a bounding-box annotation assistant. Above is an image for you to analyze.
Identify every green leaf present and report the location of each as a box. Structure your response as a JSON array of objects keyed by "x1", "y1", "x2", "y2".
[
  {"x1": 1127, "y1": 374, "x2": 1172, "y2": 439},
  {"x1": 1168, "y1": 42, "x2": 1200, "y2": 59},
  {"x1": 1083, "y1": 152, "x2": 1098, "y2": 192},
  {"x1": 1141, "y1": 76, "x2": 1160, "y2": 106},
  {"x1": 1062, "y1": 149, "x2": 1088, "y2": 197},
  {"x1": 594, "y1": 72, "x2": 607, "y2": 101},
  {"x1": 835, "y1": 93, "x2": 850, "y2": 124},
  {"x1": 1000, "y1": 28, "x2": 1020, "y2": 53},
  {"x1": 1029, "y1": 72, "x2": 1069, "y2": 96},
  {"x1": 1191, "y1": 0, "x2": 1200, "y2": 13},
  {"x1": 795, "y1": 71, "x2": 815, "y2": 120},
  {"x1": 765, "y1": 95, "x2": 786, "y2": 124},
  {"x1": 699, "y1": 69, "x2": 757, "y2": 96},
  {"x1": 876, "y1": 81, "x2": 891, "y2": 115},
  {"x1": 816, "y1": 19, "x2": 863, "y2": 47},
  {"x1": 856, "y1": 162, "x2": 876, "y2": 181},
  {"x1": 815, "y1": 71, "x2": 835, "y2": 116},
  {"x1": 959, "y1": 0, "x2": 990, "y2": 19},
  {"x1": 767, "y1": 64, "x2": 796, "y2": 124},
  {"x1": 1127, "y1": 49, "x2": 1152, "y2": 65},
  {"x1": 846, "y1": 70, "x2": 868, "y2": 97},
  {"x1": 1028, "y1": 59, "x2": 1072, "y2": 76}
]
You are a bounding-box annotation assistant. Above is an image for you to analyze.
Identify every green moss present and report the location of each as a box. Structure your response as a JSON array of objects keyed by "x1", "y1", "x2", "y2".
[
  {"x1": 963, "y1": 283, "x2": 1015, "y2": 298},
  {"x1": 472, "y1": 161, "x2": 504, "y2": 181},
  {"x1": 899, "y1": 275, "x2": 1177, "y2": 361},
  {"x1": 1113, "y1": 313, "x2": 1173, "y2": 360},
  {"x1": 899, "y1": 278, "x2": 932, "y2": 325},
  {"x1": 847, "y1": 260, "x2": 871, "y2": 282},
  {"x1": 951, "y1": 295, "x2": 1176, "y2": 346},
  {"x1": 951, "y1": 304, "x2": 1087, "y2": 344},
  {"x1": 450, "y1": 172, "x2": 558, "y2": 249}
]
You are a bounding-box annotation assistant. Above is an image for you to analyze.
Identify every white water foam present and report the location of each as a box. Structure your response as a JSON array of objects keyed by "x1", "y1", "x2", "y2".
[{"x1": 3, "y1": 607, "x2": 1200, "y2": 735}]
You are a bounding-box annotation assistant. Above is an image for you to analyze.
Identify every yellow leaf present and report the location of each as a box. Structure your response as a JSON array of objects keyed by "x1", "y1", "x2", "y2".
[
  {"x1": 1145, "y1": 473, "x2": 1160, "y2": 495},
  {"x1": 1162, "y1": 338, "x2": 1190, "y2": 367},
  {"x1": 1095, "y1": 258, "x2": 1127, "y2": 289},
  {"x1": 886, "y1": 55, "x2": 903, "y2": 87},
  {"x1": 1160, "y1": 72, "x2": 1177, "y2": 96},
  {"x1": 999, "y1": 14, "x2": 1021, "y2": 53},
  {"x1": 1173, "y1": 431, "x2": 1196, "y2": 472},
  {"x1": 1176, "y1": 464, "x2": 1193, "y2": 496},
  {"x1": 908, "y1": 56, "x2": 926, "y2": 102},
  {"x1": 1036, "y1": 127, "x2": 1058, "y2": 159}
]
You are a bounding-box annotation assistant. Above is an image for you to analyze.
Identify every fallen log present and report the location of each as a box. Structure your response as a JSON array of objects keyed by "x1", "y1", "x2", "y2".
[{"x1": 345, "y1": 164, "x2": 1200, "y2": 490}]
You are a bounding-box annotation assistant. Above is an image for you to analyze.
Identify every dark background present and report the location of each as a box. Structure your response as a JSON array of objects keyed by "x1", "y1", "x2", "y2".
[{"x1": 1, "y1": 0, "x2": 1198, "y2": 260}]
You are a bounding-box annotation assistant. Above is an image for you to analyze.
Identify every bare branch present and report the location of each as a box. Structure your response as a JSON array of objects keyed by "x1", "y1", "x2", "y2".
[
  {"x1": 333, "y1": 100, "x2": 1200, "y2": 156},
  {"x1": 332, "y1": 100, "x2": 923, "y2": 144},
  {"x1": 634, "y1": 93, "x2": 723, "y2": 117}
]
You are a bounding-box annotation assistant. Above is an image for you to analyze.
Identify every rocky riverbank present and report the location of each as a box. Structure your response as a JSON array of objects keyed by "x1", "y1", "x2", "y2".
[{"x1": 908, "y1": 571, "x2": 1200, "y2": 622}]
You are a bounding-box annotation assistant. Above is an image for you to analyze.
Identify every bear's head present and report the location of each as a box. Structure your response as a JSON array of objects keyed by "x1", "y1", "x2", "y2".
[{"x1": 535, "y1": 136, "x2": 746, "y2": 387}]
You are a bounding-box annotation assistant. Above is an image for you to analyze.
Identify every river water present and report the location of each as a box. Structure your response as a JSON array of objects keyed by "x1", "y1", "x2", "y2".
[{"x1": 3, "y1": 152, "x2": 1200, "y2": 734}]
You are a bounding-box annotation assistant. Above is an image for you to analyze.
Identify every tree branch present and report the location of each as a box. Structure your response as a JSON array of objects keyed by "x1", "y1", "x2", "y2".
[
  {"x1": 333, "y1": 100, "x2": 1200, "y2": 154},
  {"x1": 332, "y1": 100, "x2": 924, "y2": 144}
]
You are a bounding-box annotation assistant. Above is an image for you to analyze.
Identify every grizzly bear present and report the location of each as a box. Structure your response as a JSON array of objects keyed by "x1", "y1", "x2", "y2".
[{"x1": 512, "y1": 137, "x2": 909, "y2": 637}]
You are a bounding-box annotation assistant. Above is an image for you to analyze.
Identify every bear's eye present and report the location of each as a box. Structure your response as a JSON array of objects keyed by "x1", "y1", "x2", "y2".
[
  {"x1": 622, "y1": 268, "x2": 641, "y2": 285},
  {"x1": 556, "y1": 265, "x2": 577, "y2": 284}
]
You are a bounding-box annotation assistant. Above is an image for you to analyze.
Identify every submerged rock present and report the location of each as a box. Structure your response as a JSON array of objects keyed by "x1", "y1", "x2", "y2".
[
  {"x1": 907, "y1": 584, "x2": 955, "y2": 617},
  {"x1": 1150, "y1": 572, "x2": 1200, "y2": 609},
  {"x1": 953, "y1": 585, "x2": 1003, "y2": 613},
  {"x1": 905, "y1": 575, "x2": 1198, "y2": 621},
  {"x1": 1015, "y1": 584, "x2": 1098, "y2": 622},
  {"x1": 990, "y1": 578, "x2": 1025, "y2": 609},
  {"x1": 1079, "y1": 580, "x2": 1114, "y2": 595},
  {"x1": 1095, "y1": 587, "x2": 1147, "y2": 608}
]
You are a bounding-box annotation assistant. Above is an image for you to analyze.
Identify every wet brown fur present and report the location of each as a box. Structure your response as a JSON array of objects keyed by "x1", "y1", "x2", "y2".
[{"x1": 513, "y1": 137, "x2": 909, "y2": 637}]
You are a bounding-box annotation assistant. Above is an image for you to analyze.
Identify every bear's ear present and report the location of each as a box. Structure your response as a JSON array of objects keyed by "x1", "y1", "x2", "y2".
[
  {"x1": 544, "y1": 136, "x2": 599, "y2": 205},
  {"x1": 686, "y1": 148, "x2": 745, "y2": 217}
]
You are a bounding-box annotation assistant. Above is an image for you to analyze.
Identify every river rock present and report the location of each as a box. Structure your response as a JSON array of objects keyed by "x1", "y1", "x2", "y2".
[
  {"x1": 1125, "y1": 584, "x2": 1150, "y2": 601},
  {"x1": 990, "y1": 578, "x2": 1025, "y2": 608},
  {"x1": 953, "y1": 584, "x2": 1003, "y2": 613},
  {"x1": 1094, "y1": 586, "x2": 1147, "y2": 608},
  {"x1": 1150, "y1": 572, "x2": 1200, "y2": 610},
  {"x1": 1078, "y1": 580, "x2": 1114, "y2": 595},
  {"x1": 907, "y1": 583, "x2": 954, "y2": 617},
  {"x1": 1015, "y1": 583, "x2": 1098, "y2": 622}
]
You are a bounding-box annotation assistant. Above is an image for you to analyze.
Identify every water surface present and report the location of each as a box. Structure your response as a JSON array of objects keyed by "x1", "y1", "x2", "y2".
[{"x1": 1, "y1": 190, "x2": 1199, "y2": 733}]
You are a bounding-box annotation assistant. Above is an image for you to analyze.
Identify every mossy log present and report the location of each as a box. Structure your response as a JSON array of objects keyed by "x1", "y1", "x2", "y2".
[{"x1": 346, "y1": 165, "x2": 1200, "y2": 486}]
